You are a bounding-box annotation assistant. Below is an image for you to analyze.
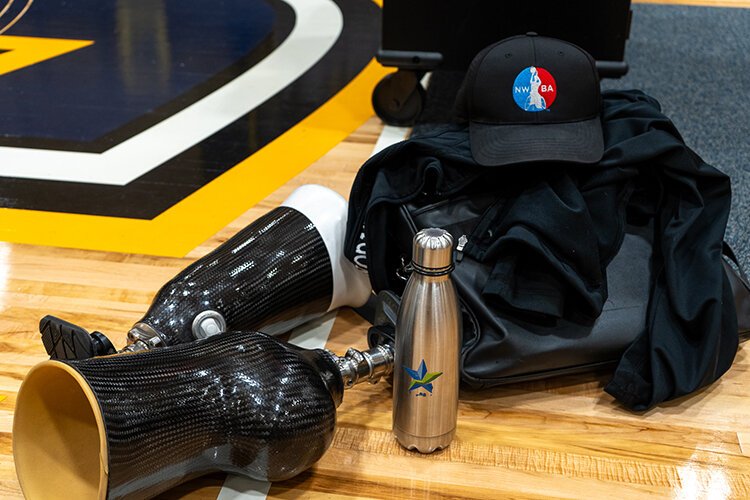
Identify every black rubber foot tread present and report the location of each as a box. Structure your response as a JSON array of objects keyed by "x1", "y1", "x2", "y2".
[{"x1": 40, "y1": 315, "x2": 96, "y2": 360}]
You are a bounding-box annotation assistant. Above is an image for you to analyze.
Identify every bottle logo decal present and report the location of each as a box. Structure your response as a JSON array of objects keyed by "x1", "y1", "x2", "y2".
[{"x1": 404, "y1": 360, "x2": 442, "y2": 395}]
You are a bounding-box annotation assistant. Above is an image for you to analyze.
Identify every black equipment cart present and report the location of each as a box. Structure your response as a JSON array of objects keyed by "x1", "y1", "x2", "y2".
[{"x1": 373, "y1": 0, "x2": 632, "y2": 125}]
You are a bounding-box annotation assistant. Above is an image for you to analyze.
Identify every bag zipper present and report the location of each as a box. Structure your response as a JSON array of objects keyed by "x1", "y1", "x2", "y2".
[
  {"x1": 396, "y1": 255, "x2": 414, "y2": 282},
  {"x1": 455, "y1": 234, "x2": 468, "y2": 262}
]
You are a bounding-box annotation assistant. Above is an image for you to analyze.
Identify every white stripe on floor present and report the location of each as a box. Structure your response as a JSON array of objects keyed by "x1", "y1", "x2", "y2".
[
  {"x1": 217, "y1": 476, "x2": 271, "y2": 500},
  {"x1": 215, "y1": 69, "x2": 431, "y2": 500},
  {"x1": 0, "y1": 0, "x2": 343, "y2": 185},
  {"x1": 371, "y1": 124, "x2": 411, "y2": 156},
  {"x1": 370, "y1": 72, "x2": 429, "y2": 157},
  {"x1": 286, "y1": 311, "x2": 338, "y2": 349}
]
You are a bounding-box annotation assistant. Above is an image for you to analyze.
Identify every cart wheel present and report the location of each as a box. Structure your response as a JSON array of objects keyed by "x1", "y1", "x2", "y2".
[{"x1": 372, "y1": 71, "x2": 426, "y2": 126}]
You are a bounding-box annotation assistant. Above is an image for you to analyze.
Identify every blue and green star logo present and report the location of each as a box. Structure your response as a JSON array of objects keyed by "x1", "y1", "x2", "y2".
[{"x1": 404, "y1": 360, "x2": 443, "y2": 394}]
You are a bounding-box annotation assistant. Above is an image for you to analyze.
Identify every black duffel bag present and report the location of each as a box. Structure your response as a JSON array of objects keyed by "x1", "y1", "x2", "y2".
[
  {"x1": 357, "y1": 194, "x2": 750, "y2": 389},
  {"x1": 344, "y1": 92, "x2": 750, "y2": 410}
]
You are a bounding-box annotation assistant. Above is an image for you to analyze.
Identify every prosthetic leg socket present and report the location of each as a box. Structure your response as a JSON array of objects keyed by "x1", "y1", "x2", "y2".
[
  {"x1": 15, "y1": 331, "x2": 393, "y2": 499},
  {"x1": 16, "y1": 330, "x2": 395, "y2": 499},
  {"x1": 41, "y1": 185, "x2": 371, "y2": 360}
]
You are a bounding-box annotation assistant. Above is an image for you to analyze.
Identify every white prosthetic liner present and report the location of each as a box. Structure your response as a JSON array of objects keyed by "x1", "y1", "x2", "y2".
[{"x1": 281, "y1": 185, "x2": 372, "y2": 311}]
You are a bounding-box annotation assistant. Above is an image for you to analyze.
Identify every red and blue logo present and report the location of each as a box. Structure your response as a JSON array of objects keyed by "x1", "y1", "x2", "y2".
[{"x1": 512, "y1": 66, "x2": 557, "y2": 112}]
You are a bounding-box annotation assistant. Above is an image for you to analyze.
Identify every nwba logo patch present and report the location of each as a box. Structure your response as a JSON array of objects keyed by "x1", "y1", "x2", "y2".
[{"x1": 512, "y1": 66, "x2": 557, "y2": 112}]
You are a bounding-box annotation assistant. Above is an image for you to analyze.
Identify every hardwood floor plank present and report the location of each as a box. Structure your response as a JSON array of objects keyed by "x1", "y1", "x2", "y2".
[{"x1": 2, "y1": 115, "x2": 749, "y2": 499}]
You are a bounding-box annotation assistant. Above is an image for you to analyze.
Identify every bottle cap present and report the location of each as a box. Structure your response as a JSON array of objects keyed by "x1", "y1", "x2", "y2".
[{"x1": 412, "y1": 228, "x2": 454, "y2": 275}]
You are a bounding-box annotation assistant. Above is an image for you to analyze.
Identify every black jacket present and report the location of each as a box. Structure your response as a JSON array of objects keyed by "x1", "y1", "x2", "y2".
[{"x1": 345, "y1": 90, "x2": 739, "y2": 411}]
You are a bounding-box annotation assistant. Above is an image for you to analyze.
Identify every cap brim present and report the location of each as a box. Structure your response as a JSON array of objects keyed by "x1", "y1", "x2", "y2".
[{"x1": 470, "y1": 116, "x2": 604, "y2": 167}]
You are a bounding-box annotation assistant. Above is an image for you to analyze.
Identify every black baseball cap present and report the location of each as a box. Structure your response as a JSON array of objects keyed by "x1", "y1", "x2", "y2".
[{"x1": 455, "y1": 34, "x2": 604, "y2": 167}]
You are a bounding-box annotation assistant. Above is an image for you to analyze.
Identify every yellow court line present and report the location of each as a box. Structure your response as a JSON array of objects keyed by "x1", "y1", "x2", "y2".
[
  {"x1": 0, "y1": 59, "x2": 390, "y2": 257},
  {"x1": 0, "y1": 35, "x2": 93, "y2": 76}
]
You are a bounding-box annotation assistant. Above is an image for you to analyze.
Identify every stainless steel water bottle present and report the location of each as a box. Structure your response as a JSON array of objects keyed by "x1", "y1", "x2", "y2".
[{"x1": 393, "y1": 228, "x2": 461, "y2": 453}]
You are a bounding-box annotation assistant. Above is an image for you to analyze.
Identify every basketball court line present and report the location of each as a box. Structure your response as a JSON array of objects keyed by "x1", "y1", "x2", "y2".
[
  {"x1": 0, "y1": 0, "x2": 342, "y2": 185},
  {"x1": 0, "y1": 35, "x2": 92, "y2": 76},
  {"x1": 0, "y1": 20, "x2": 389, "y2": 256},
  {"x1": 371, "y1": 73, "x2": 430, "y2": 156},
  {"x1": 371, "y1": 124, "x2": 410, "y2": 156},
  {"x1": 217, "y1": 477, "x2": 271, "y2": 500},
  {"x1": 214, "y1": 94, "x2": 409, "y2": 498}
]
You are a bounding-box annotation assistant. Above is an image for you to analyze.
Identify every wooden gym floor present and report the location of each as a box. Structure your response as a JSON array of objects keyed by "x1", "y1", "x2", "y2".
[{"x1": 1, "y1": 0, "x2": 749, "y2": 498}]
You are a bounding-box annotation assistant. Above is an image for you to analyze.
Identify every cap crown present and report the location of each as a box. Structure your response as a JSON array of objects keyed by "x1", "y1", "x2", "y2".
[{"x1": 456, "y1": 35, "x2": 601, "y2": 125}]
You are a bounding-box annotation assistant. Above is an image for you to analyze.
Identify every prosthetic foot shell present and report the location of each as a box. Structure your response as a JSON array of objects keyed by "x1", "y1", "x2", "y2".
[
  {"x1": 15, "y1": 331, "x2": 343, "y2": 499},
  {"x1": 40, "y1": 315, "x2": 116, "y2": 360}
]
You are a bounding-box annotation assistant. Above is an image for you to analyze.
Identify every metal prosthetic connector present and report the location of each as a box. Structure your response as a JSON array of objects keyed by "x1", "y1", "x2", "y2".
[
  {"x1": 333, "y1": 343, "x2": 395, "y2": 389},
  {"x1": 119, "y1": 322, "x2": 166, "y2": 353},
  {"x1": 39, "y1": 310, "x2": 227, "y2": 360}
]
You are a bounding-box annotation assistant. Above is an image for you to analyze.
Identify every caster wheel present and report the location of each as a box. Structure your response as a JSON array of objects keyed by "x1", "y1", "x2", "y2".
[{"x1": 372, "y1": 71, "x2": 426, "y2": 126}]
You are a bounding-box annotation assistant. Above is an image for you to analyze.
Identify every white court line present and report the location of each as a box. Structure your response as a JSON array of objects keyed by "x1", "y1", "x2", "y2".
[
  {"x1": 217, "y1": 476, "x2": 271, "y2": 500},
  {"x1": 215, "y1": 68, "x2": 432, "y2": 500},
  {"x1": 217, "y1": 311, "x2": 338, "y2": 499},
  {"x1": 371, "y1": 124, "x2": 411, "y2": 156},
  {"x1": 285, "y1": 312, "x2": 338, "y2": 349},
  {"x1": 0, "y1": 0, "x2": 342, "y2": 185}
]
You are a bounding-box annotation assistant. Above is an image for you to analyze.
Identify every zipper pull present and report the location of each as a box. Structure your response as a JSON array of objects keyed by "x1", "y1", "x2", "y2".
[
  {"x1": 455, "y1": 235, "x2": 468, "y2": 262},
  {"x1": 396, "y1": 255, "x2": 414, "y2": 282}
]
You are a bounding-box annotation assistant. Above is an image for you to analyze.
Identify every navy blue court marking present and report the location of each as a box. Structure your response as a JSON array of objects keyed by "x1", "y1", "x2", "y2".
[
  {"x1": 0, "y1": 0, "x2": 380, "y2": 219},
  {"x1": 0, "y1": 0, "x2": 278, "y2": 145}
]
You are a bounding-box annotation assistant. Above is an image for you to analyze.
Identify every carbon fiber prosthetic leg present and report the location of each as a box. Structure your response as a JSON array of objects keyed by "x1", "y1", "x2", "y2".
[
  {"x1": 40, "y1": 185, "x2": 371, "y2": 360},
  {"x1": 14, "y1": 331, "x2": 394, "y2": 500}
]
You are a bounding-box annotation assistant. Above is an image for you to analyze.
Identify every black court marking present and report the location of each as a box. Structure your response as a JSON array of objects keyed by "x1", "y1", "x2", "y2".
[
  {"x1": 0, "y1": 1, "x2": 293, "y2": 152},
  {"x1": 0, "y1": 0, "x2": 380, "y2": 219},
  {"x1": 1, "y1": 0, "x2": 284, "y2": 148}
]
